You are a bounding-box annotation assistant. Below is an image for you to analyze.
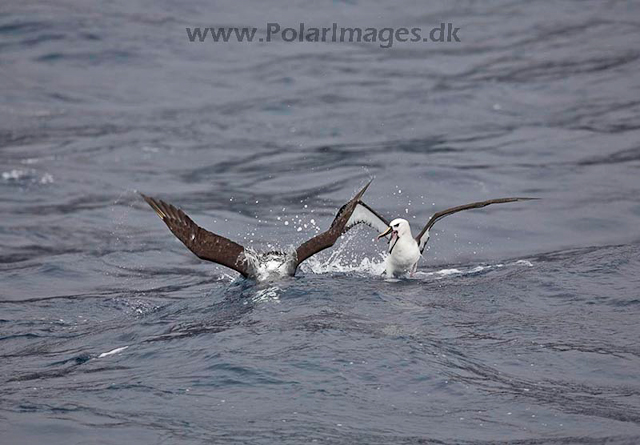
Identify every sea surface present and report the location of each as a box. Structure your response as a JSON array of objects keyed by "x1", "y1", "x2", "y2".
[{"x1": 1, "y1": 1, "x2": 640, "y2": 444}]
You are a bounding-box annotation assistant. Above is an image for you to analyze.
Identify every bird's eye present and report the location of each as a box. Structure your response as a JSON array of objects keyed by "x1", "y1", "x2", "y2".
[{"x1": 393, "y1": 223, "x2": 399, "y2": 228}]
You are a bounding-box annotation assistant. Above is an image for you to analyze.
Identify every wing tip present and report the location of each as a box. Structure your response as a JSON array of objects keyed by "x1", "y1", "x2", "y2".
[
  {"x1": 140, "y1": 193, "x2": 167, "y2": 219},
  {"x1": 353, "y1": 179, "x2": 373, "y2": 202},
  {"x1": 512, "y1": 197, "x2": 540, "y2": 202},
  {"x1": 489, "y1": 197, "x2": 540, "y2": 203}
]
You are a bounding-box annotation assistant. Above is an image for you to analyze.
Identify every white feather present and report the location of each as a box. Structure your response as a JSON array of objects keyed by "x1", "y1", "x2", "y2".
[{"x1": 347, "y1": 203, "x2": 389, "y2": 234}]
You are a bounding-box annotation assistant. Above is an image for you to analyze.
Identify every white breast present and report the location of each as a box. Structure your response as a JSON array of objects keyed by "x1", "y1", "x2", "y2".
[{"x1": 384, "y1": 236, "x2": 421, "y2": 276}]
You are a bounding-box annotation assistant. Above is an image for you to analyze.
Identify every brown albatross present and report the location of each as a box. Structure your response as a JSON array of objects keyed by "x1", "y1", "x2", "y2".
[{"x1": 141, "y1": 181, "x2": 371, "y2": 280}]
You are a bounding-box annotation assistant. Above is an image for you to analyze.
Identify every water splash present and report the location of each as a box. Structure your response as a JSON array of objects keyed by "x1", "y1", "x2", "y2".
[
  {"x1": 1, "y1": 168, "x2": 54, "y2": 185},
  {"x1": 250, "y1": 286, "x2": 282, "y2": 304},
  {"x1": 242, "y1": 246, "x2": 298, "y2": 281},
  {"x1": 300, "y1": 231, "x2": 387, "y2": 276},
  {"x1": 304, "y1": 254, "x2": 387, "y2": 276},
  {"x1": 415, "y1": 259, "x2": 535, "y2": 280}
]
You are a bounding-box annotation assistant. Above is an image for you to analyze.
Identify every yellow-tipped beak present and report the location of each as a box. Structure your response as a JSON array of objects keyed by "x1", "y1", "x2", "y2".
[{"x1": 377, "y1": 226, "x2": 393, "y2": 240}]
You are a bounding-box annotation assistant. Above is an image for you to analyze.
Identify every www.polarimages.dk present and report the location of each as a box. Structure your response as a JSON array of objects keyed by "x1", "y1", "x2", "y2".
[{"x1": 186, "y1": 23, "x2": 461, "y2": 48}]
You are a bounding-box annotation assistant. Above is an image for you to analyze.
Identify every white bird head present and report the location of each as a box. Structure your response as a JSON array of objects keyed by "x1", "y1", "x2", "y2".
[{"x1": 377, "y1": 218, "x2": 412, "y2": 242}]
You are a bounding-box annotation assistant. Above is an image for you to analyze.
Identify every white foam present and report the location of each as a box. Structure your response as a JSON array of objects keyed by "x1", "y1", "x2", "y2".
[
  {"x1": 2, "y1": 169, "x2": 29, "y2": 180},
  {"x1": 39, "y1": 173, "x2": 54, "y2": 184},
  {"x1": 251, "y1": 286, "x2": 281, "y2": 303},
  {"x1": 98, "y1": 346, "x2": 129, "y2": 358},
  {"x1": 436, "y1": 268, "x2": 463, "y2": 276},
  {"x1": 515, "y1": 260, "x2": 533, "y2": 267},
  {"x1": 413, "y1": 258, "x2": 534, "y2": 280},
  {"x1": 2, "y1": 169, "x2": 53, "y2": 184}
]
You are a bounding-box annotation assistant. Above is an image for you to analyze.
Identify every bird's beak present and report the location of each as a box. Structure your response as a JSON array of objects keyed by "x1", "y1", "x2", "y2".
[{"x1": 377, "y1": 226, "x2": 393, "y2": 240}]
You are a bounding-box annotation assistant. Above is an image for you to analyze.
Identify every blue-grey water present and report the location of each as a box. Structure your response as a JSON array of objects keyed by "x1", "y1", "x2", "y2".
[{"x1": 2, "y1": 1, "x2": 640, "y2": 444}]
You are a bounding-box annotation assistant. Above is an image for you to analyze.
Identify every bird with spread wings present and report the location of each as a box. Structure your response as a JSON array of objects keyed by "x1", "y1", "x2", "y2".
[
  {"x1": 141, "y1": 181, "x2": 371, "y2": 280},
  {"x1": 345, "y1": 197, "x2": 537, "y2": 276}
]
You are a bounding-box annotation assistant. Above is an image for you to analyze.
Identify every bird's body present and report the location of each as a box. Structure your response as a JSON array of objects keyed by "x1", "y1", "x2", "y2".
[
  {"x1": 141, "y1": 181, "x2": 372, "y2": 282},
  {"x1": 346, "y1": 197, "x2": 537, "y2": 278},
  {"x1": 382, "y1": 219, "x2": 421, "y2": 277},
  {"x1": 241, "y1": 250, "x2": 297, "y2": 281}
]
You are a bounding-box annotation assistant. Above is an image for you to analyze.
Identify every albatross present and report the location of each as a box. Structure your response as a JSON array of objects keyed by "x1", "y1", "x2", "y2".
[
  {"x1": 141, "y1": 182, "x2": 371, "y2": 281},
  {"x1": 346, "y1": 196, "x2": 537, "y2": 277}
]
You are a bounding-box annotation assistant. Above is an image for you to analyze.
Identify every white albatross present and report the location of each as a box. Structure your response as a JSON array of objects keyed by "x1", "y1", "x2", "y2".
[{"x1": 346, "y1": 197, "x2": 537, "y2": 277}]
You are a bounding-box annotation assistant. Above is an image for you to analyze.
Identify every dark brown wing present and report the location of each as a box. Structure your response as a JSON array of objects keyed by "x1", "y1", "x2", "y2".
[
  {"x1": 415, "y1": 197, "x2": 539, "y2": 252},
  {"x1": 295, "y1": 180, "x2": 372, "y2": 266},
  {"x1": 141, "y1": 194, "x2": 250, "y2": 277}
]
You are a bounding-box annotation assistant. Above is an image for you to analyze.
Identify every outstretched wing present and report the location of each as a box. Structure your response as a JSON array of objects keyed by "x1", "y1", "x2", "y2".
[
  {"x1": 415, "y1": 197, "x2": 538, "y2": 253},
  {"x1": 295, "y1": 180, "x2": 372, "y2": 266},
  {"x1": 141, "y1": 194, "x2": 250, "y2": 277},
  {"x1": 345, "y1": 200, "x2": 390, "y2": 235}
]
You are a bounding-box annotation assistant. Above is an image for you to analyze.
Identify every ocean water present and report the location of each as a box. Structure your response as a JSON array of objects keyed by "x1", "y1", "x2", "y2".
[{"x1": 2, "y1": 1, "x2": 640, "y2": 444}]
